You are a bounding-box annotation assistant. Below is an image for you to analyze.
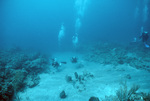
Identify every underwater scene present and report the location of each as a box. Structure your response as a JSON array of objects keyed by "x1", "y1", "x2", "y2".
[{"x1": 0, "y1": 0, "x2": 150, "y2": 101}]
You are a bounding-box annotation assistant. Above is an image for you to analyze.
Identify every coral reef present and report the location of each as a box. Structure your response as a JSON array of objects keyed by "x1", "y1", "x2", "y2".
[
  {"x1": 83, "y1": 42, "x2": 150, "y2": 72},
  {"x1": 12, "y1": 70, "x2": 27, "y2": 92},
  {"x1": 25, "y1": 74, "x2": 40, "y2": 88},
  {"x1": 66, "y1": 71, "x2": 94, "y2": 92},
  {"x1": 0, "y1": 48, "x2": 50, "y2": 101}
]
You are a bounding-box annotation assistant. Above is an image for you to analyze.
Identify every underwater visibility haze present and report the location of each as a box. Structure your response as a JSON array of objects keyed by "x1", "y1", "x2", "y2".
[
  {"x1": 0, "y1": 0, "x2": 149, "y2": 52},
  {"x1": 0, "y1": 0, "x2": 150, "y2": 101}
]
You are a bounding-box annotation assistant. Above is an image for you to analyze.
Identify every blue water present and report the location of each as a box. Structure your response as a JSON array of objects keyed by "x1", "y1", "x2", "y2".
[{"x1": 0, "y1": 0, "x2": 150, "y2": 52}]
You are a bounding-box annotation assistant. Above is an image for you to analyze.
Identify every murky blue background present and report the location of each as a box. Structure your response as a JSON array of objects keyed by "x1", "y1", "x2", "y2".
[{"x1": 0, "y1": 0, "x2": 150, "y2": 52}]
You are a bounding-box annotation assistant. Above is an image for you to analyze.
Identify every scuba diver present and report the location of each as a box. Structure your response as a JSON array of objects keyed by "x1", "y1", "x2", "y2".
[
  {"x1": 139, "y1": 31, "x2": 149, "y2": 48},
  {"x1": 72, "y1": 33, "x2": 78, "y2": 48},
  {"x1": 51, "y1": 58, "x2": 67, "y2": 68},
  {"x1": 52, "y1": 58, "x2": 61, "y2": 68}
]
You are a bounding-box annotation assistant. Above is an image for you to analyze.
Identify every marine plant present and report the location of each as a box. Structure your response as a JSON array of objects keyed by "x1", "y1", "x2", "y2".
[
  {"x1": 116, "y1": 83, "x2": 140, "y2": 101},
  {"x1": 103, "y1": 83, "x2": 143, "y2": 101}
]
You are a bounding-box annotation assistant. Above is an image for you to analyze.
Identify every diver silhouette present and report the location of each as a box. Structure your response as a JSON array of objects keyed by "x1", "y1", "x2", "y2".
[{"x1": 139, "y1": 31, "x2": 149, "y2": 48}]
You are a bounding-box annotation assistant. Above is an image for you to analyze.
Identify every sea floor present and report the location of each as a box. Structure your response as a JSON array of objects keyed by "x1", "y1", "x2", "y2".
[{"x1": 18, "y1": 52, "x2": 150, "y2": 101}]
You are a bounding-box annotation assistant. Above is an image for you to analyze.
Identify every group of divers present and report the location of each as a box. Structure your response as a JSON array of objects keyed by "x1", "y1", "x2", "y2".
[
  {"x1": 51, "y1": 30, "x2": 149, "y2": 68},
  {"x1": 51, "y1": 56, "x2": 78, "y2": 69}
]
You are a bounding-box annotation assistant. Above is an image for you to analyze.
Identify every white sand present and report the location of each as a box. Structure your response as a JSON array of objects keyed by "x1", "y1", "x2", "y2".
[{"x1": 18, "y1": 52, "x2": 150, "y2": 101}]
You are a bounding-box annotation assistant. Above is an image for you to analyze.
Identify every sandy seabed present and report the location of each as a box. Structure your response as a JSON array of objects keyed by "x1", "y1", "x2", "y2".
[{"x1": 18, "y1": 52, "x2": 150, "y2": 101}]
